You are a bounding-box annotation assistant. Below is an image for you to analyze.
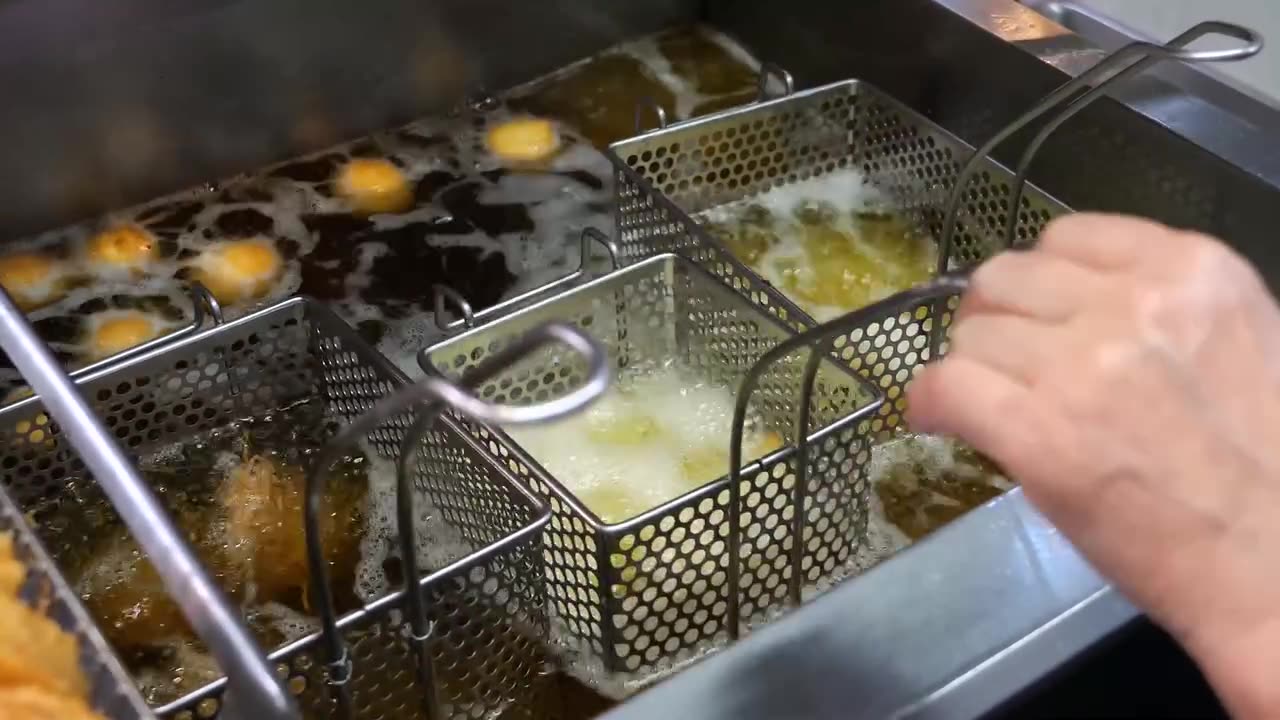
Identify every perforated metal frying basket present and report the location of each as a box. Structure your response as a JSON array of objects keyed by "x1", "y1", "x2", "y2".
[
  {"x1": 0, "y1": 485, "x2": 153, "y2": 718},
  {"x1": 420, "y1": 253, "x2": 880, "y2": 683},
  {"x1": 608, "y1": 78, "x2": 1071, "y2": 434},
  {"x1": 0, "y1": 296, "x2": 553, "y2": 720}
]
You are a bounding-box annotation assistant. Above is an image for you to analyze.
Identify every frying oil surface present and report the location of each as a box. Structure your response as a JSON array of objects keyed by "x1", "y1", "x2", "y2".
[
  {"x1": 507, "y1": 359, "x2": 781, "y2": 524},
  {"x1": 700, "y1": 169, "x2": 938, "y2": 322},
  {"x1": 0, "y1": 23, "x2": 1020, "y2": 705},
  {"x1": 61, "y1": 400, "x2": 369, "y2": 705},
  {"x1": 0, "y1": 27, "x2": 762, "y2": 396}
]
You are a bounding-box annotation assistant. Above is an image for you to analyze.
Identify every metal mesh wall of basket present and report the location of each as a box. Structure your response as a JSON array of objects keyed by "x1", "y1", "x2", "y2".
[
  {"x1": 0, "y1": 296, "x2": 552, "y2": 720},
  {"x1": 0, "y1": 486, "x2": 153, "y2": 719},
  {"x1": 420, "y1": 253, "x2": 880, "y2": 678},
  {"x1": 608, "y1": 78, "x2": 1072, "y2": 434}
]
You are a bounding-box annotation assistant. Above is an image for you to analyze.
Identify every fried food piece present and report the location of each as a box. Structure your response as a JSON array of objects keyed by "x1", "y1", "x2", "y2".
[
  {"x1": 76, "y1": 531, "x2": 193, "y2": 649},
  {"x1": 486, "y1": 117, "x2": 561, "y2": 165},
  {"x1": 190, "y1": 238, "x2": 283, "y2": 304},
  {"x1": 88, "y1": 311, "x2": 159, "y2": 360},
  {"x1": 335, "y1": 158, "x2": 413, "y2": 216},
  {"x1": 220, "y1": 453, "x2": 363, "y2": 607},
  {"x1": 0, "y1": 597, "x2": 85, "y2": 699},
  {"x1": 0, "y1": 253, "x2": 66, "y2": 311},
  {"x1": 86, "y1": 225, "x2": 157, "y2": 275},
  {"x1": 0, "y1": 685, "x2": 105, "y2": 720},
  {"x1": 0, "y1": 534, "x2": 21, "y2": 597},
  {"x1": 76, "y1": 506, "x2": 239, "y2": 651}
]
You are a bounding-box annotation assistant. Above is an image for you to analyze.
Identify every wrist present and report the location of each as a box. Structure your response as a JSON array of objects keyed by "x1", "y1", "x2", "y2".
[{"x1": 1180, "y1": 614, "x2": 1280, "y2": 720}]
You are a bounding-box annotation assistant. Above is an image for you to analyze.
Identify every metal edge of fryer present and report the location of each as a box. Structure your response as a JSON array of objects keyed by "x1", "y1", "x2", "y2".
[{"x1": 599, "y1": 486, "x2": 1135, "y2": 720}]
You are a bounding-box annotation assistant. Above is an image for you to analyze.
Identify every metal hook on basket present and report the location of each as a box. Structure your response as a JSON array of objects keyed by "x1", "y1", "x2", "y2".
[
  {"x1": 305, "y1": 322, "x2": 608, "y2": 719},
  {"x1": 999, "y1": 21, "x2": 1262, "y2": 250},
  {"x1": 756, "y1": 62, "x2": 796, "y2": 102},
  {"x1": 432, "y1": 226, "x2": 620, "y2": 335},
  {"x1": 937, "y1": 20, "x2": 1261, "y2": 269},
  {"x1": 630, "y1": 64, "x2": 796, "y2": 136},
  {"x1": 634, "y1": 97, "x2": 670, "y2": 135},
  {"x1": 432, "y1": 284, "x2": 476, "y2": 332},
  {"x1": 725, "y1": 272, "x2": 970, "y2": 639}
]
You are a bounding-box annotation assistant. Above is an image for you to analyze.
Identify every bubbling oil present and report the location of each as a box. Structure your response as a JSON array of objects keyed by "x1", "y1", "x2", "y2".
[
  {"x1": 867, "y1": 433, "x2": 1015, "y2": 541},
  {"x1": 700, "y1": 168, "x2": 938, "y2": 322},
  {"x1": 61, "y1": 400, "x2": 372, "y2": 705},
  {"x1": 507, "y1": 359, "x2": 781, "y2": 524}
]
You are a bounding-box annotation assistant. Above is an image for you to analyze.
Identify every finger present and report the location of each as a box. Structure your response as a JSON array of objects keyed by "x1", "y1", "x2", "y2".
[
  {"x1": 947, "y1": 313, "x2": 1059, "y2": 386},
  {"x1": 958, "y1": 249, "x2": 1105, "y2": 324},
  {"x1": 906, "y1": 355, "x2": 1064, "y2": 485},
  {"x1": 1037, "y1": 212, "x2": 1180, "y2": 271}
]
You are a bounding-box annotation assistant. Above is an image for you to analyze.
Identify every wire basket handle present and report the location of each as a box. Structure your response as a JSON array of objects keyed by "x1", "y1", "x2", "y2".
[
  {"x1": 999, "y1": 21, "x2": 1263, "y2": 250},
  {"x1": 938, "y1": 20, "x2": 1262, "y2": 269},
  {"x1": 433, "y1": 226, "x2": 619, "y2": 334},
  {"x1": 0, "y1": 289, "x2": 299, "y2": 717},
  {"x1": 305, "y1": 322, "x2": 609, "y2": 719},
  {"x1": 632, "y1": 63, "x2": 795, "y2": 135},
  {"x1": 725, "y1": 272, "x2": 970, "y2": 639}
]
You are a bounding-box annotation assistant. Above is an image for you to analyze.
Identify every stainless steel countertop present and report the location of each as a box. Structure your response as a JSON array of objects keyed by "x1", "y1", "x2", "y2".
[
  {"x1": 938, "y1": 0, "x2": 1280, "y2": 184},
  {"x1": 601, "y1": 490, "x2": 1137, "y2": 720}
]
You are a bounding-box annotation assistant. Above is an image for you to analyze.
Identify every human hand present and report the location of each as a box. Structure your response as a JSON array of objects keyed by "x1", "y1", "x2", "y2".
[{"x1": 906, "y1": 213, "x2": 1280, "y2": 719}]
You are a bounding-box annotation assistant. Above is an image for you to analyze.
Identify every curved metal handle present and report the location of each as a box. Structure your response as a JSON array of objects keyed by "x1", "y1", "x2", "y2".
[
  {"x1": 725, "y1": 271, "x2": 970, "y2": 638},
  {"x1": 938, "y1": 20, "x2": 1262, "y2": 269},
  {"x1": 305, "y1": 322, "x2": 608, "y2": 717},
  {"x1": 630, "y1": 63, "x2": 797, "y2": 135},
  {"x1": 999, "y1": 21, "x2": 1263, "y2": 249},
  {"x1": 756, "y1": 62, "x2": 796, "y2": 101},
  {"x1": 432, "y1": 226, "x2": 620, "y2": 335},
  {"x1": 634, "y1": 96, "x2": 670, "y2": 135},
  {"x1": 0, "y1": 289, "x2": 299, "y2": 717}
]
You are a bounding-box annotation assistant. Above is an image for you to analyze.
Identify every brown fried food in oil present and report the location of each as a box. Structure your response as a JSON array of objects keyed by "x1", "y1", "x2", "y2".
[{"x1": 221, "y1": 452, "x2": 364, "y2": 609}]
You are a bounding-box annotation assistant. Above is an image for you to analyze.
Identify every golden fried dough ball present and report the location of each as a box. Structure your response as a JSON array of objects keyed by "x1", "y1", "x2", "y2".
[
  {"x1": 0, "y1": 253, "x2": 65, "y2": 311},
  {"x1": 335, "y1": 158, "x2": 413, "y2": 215},
  {"x1": 486, "y1": 117, "x2": 561, "y2": 165},
  {"x1": 88, "y1": 312, "x2": 159, "y2": 360},
  {"x1": 190, "y1": 238, "x2": 282, "y2": 305},
  {"x1": 85, "y1": 225, "x2": 156, "y2": 274}
]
